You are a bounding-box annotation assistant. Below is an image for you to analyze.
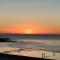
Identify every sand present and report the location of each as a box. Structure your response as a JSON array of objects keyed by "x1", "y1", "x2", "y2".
[{"x1": 0, "y1": 46, "x2": 60, "y2": 60}]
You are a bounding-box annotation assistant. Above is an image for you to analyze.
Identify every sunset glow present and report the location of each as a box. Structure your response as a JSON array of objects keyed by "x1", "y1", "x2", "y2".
[
  {"x1": 0, "y1": 24, "x2": 60, "y2": 34},
  {"x1": 24, "y1": 29, "x2": 33, "y2": 34}
]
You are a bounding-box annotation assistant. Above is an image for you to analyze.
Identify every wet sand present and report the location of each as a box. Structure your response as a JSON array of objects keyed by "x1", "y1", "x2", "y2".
[{"x1": 0, "y1": 46, "x2": 60, "y2": 60}]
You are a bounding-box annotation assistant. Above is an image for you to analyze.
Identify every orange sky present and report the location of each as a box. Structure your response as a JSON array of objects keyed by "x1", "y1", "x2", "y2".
[{"x1": 0, "y1": 24, "x2": 60, "y2": 34}]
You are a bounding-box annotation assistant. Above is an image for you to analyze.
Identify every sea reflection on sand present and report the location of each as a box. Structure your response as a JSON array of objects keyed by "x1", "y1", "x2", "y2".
[{"x1": 0, "y1": 46, "x2": 60, "y2": 60}]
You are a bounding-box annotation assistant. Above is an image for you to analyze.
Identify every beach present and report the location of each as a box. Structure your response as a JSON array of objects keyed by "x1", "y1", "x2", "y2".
[
  {"x1": 0, "y1": 38, "x2": 60, "y2": 60},
  {"x1": 0, "y1": 46, "x2": 59, "y2": 60}
]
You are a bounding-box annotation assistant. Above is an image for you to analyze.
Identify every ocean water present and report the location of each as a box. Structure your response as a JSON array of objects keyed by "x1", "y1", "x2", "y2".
[
  {"x1": 0, "y1": 34, "x2": 60, "y2": 51},
  {"x1": 0, "y1": 34, "x2": 60, "y2": 60},
  {"x1": 10, "y1": 39, "x2": 60, "y2": 52},
  {"x1": 1, "y1": 39, "x2": 60, "y2": 52}
]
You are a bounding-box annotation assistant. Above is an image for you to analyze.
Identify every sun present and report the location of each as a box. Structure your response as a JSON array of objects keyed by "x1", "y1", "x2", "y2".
[{"x1": 24, "y1": 29, "x2": 33, "y2": 34}]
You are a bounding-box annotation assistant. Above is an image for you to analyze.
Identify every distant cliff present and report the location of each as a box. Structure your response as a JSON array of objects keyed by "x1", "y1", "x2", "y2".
[{"x1": 0, "y1": 38, "x2": 13, "y2": 42}]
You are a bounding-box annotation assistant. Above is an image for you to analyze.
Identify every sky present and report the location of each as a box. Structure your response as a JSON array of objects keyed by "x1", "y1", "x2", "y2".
[{"x1": 0, "y1": 0, "x2": 60, "y2": 34}]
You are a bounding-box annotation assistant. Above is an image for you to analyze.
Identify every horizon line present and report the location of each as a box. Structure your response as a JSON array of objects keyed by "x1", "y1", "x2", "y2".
[{"x1": 0, "y1": 33, "x2": 60, "y2": 35}]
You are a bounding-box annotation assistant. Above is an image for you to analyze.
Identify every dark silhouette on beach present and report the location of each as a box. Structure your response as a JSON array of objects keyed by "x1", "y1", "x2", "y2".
[
  {"x1": 0, "y1": 53, "x2": 53, "y2": 60},
  {"x1": 42, "y1": 53, "x2": 46, "y2": 58}
]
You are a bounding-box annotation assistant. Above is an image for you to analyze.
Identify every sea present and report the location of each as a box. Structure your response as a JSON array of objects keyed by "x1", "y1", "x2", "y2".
[{"x1": 0, "y1": 34, "x2": 60, "y2": 60}]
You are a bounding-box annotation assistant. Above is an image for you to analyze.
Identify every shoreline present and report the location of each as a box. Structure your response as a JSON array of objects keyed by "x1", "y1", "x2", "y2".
[{"x1": 0, "y1": 46, "x2": 60, "y2": 60}]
